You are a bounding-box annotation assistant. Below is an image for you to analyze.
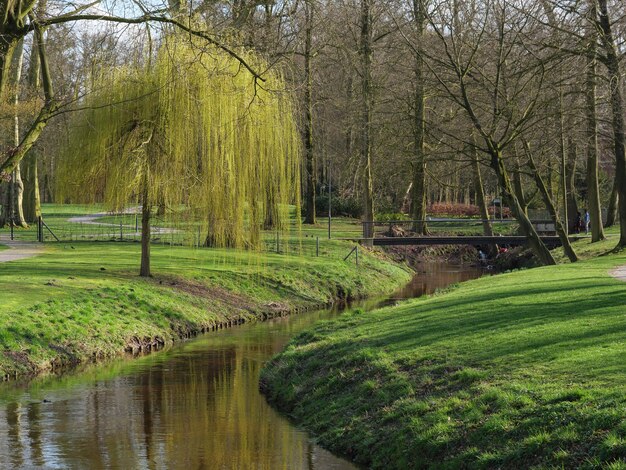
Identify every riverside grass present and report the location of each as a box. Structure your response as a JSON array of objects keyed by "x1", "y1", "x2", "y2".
[
  {"x1": 261, "y1": 236, "x2": 626, "y2": 469},
  {"x1": 0, "y1": 240, "x2": 410, "y2": 380}
]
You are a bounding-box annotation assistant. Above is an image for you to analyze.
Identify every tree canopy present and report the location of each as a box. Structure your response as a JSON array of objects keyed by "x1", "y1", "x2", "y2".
[{"x1": 57, "y1": 36, "x2": 301, "y2": 273}]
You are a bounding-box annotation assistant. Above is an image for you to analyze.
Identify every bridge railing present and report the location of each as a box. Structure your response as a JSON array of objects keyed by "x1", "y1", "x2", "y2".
[{"x1": 362, "y1": 218, "x2": 557, "y2": 239}]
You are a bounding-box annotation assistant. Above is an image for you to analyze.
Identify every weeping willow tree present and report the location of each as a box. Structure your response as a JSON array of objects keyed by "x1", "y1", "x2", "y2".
[{"x1": 58, "y1": 37, "x2": 301, "y2": 277}]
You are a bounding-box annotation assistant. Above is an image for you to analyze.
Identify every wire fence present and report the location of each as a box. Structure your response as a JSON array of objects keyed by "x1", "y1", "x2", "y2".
[{"x1": 0, "y1": 211, "x2": 361, "y2": 264}]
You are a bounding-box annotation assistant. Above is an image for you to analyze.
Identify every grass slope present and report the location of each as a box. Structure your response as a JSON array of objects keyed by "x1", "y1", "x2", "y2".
[
  {"x1": 0, "y1": 240, "x2": 410, "y2": 380},
  {"x1": 261, "y1": 238, "x2": 626, "y2": 469}
]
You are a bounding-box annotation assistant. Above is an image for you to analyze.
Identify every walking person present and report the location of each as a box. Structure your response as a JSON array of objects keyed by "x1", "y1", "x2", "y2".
[
  {"x1": 574, "y1": 211, "x2": 582, "y2": 234},
  {"x1": 584, "y1": 208, "x2": 590, "y2": 235}
]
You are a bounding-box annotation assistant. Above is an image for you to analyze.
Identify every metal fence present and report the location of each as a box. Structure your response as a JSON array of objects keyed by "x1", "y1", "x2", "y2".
[{"x1": 0, "y1": 212, "x2": 360, "y2": 264}]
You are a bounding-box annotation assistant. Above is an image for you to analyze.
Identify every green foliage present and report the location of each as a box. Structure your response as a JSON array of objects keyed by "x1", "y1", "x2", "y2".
[
  {"x1": 57, "y1": 36, "x2": 300, "y2": 250},
  {"x1": 315, "y1": 193, "x2": 363, "y2": 218}
]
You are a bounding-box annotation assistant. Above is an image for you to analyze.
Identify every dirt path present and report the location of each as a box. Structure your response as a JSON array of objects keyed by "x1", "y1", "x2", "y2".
[{"x1": 0, "y1": 236, "x2": 44, "y2": 263}]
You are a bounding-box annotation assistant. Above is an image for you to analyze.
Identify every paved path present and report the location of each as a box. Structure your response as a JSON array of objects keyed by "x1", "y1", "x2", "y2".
[
  {"x1": 610, "y1": 265, "x2": 626, "y2": 281},
  {"x1": 0, "y1": 236, "x2": 44, "y2": 263},
  {"x1": 68, "y1": 207, "x2": 176, "y2": 236},
  {"x1": 0, "y1": 207, "x2": 178, "y2": 264}
]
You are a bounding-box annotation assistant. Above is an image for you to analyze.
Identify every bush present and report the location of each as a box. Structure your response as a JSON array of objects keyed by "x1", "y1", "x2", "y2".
[{"x1": 315, "y1": 194, "x2": 363, "y2": 218}]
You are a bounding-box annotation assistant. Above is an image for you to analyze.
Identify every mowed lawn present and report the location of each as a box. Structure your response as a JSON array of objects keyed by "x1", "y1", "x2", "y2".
[
  {"x1": 261, "y1": 239, "x2": 626, "y2": 469},
  {"x1": 0, "y1": 238, "x2": 409, "y2": 378}
]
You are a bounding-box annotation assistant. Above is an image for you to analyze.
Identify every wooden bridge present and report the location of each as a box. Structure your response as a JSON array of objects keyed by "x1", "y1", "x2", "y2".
[
  {"x1": 367, "y1": 235, "x2": 585, "y2": 247},
  {"x1": 354, "y1": 219, "x2": 586, "y2": 247}
]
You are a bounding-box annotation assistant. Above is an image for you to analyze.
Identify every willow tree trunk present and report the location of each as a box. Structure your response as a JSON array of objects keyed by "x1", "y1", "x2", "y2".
[
  {"x1": 303, "y1": 0, "x2": 316, "y2": 225},
  {"x1": 410, "y1": 0, "x2": 427, "y2": 235},
  {"x1": 585, "y1": 2, "x2": 605, "y2": 242},
  {"x1": 528, "y1": 152, "x2": 578, "y2": 262},
  {"x1": 597, "y1": 0, "x2": 626, "y2": 246},
  {"x1": 140, "y1": 177, "x2": 151, "y2": 277},
  {"x1": 359, "y1": 0, "x2": 374, "y2": 242}
]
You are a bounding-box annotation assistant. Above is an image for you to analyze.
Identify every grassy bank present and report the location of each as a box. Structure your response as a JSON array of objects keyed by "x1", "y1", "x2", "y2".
[
  {"x1": 261, "y1": 237, "x2": 626, "y2": 469},
  {"x1": 0, "y1": 238, "x2": 410, "y2": 380}
]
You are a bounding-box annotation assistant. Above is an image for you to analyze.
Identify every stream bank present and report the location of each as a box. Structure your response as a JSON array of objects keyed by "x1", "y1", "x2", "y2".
[
  {"x1": 260, "y1": 248, "x2": 626, "y2": 469},
  {"x1": 0, "y1": 259, "x2": 481, "y2": 469},
  {"x1": 0, "y1": 241, "x2": 411, "y2": 381}
]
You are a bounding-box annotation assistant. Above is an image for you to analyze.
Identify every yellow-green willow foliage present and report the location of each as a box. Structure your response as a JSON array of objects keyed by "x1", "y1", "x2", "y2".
[{"x1": 58, "y1": 37, "x2": 301, "y2": 251}]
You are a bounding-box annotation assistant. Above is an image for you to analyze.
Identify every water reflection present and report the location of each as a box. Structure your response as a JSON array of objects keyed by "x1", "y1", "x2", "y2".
[
  {"x1": 0, "y1": 310, "x2": 358, "y2": 470},
  {"x1": 0, "y1": 262, "x2": 482, "y2": 469},
  {"x1": 391, "y1": 262, "x2": 485, "y2": 301}
]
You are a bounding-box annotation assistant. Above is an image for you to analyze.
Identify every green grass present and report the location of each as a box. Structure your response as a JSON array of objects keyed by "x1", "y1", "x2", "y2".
[
  {"x1": 261, "y1": 235, "x2": 626, "y2": 469},
  {"x1": 0, "y1": 232, "x2": 410, "y2": 380}
]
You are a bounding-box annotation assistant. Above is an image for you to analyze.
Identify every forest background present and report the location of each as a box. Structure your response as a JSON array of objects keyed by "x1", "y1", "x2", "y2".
[{"x1": 0, "y1": 0, "x2": 625, "y2": 267}]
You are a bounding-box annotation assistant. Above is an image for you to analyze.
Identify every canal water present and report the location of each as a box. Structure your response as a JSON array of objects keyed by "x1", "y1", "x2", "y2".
[{"x1": 0, "y1": 262, "x2": 483, "y2": 469}]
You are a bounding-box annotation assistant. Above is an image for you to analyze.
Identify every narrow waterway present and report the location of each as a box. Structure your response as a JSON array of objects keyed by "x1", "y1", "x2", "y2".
[{"x1": 0, "y1": 262, "x2": 483, "y2": 469}]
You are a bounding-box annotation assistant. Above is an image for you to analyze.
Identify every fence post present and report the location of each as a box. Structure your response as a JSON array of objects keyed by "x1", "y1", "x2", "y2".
[
  {"x1": 37, "y1": 216, "x2": 43, "y2": 242},
  {"x1": 276, "y1": 231, "x2": 280, "y2": 254},
  {"x1": 10, "y1": 223, "x2": 13, "y2": 241},
  {"x1": 120, "y1": 221, "x2": 123, "y2": 241},
  {"x1": 316, "y1": 236, "x2": 319, "y2": 257},
  {"x1": 356, "y1": 245, "x2": 359, "y2": 266}
]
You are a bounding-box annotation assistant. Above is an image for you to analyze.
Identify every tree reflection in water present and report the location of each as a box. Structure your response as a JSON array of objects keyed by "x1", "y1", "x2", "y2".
[{"x1": 0, "y1": 262, "x2": 482, "y2": 469}]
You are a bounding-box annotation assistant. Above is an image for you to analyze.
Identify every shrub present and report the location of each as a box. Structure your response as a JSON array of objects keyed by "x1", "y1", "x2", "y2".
[{"x1": 315, "y1": 194, "x2": 363, "y2": 218}]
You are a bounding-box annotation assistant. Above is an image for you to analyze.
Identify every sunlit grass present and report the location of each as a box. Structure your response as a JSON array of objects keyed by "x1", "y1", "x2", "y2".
[
  {"x1": 0, "y1": 229, "x2": 410, "y2": 379},
  {"x1": 262, "y1": 234, "x2": 626, "y2": 468}
]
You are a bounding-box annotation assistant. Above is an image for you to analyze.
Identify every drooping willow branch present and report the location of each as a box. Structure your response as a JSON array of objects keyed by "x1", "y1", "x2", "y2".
[
  {"x1": 0, "y1": 8, "x2": 268, "y2": 178},
  {"x1": 56, "y1": 37, "x2": 301, "y2": 253}
]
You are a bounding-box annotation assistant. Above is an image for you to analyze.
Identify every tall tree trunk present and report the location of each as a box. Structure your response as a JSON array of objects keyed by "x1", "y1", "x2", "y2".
[
  {"x1": 0, "y1": 25, "x2": 59, "y2": 179},
  {"x1": 1, "y1": 39, "x2": 27, "y2": 228},
  {"x1": 0, "y1": 35, "x2": 20, "y2": 100},
  {"x1": 527, "y1": 148, "x2": 578, "y2": 262},
  {"x1": 22, "y1": 25, "x2": 42, "y2": 223},
  {"x1": 585, "y1": 2, "x2": 605, "y2": 242},
  {"x1": 472, "y1": 146, "x2": 493, "y2": 237},
  {"x1": 140, "y1": 176, "x2": 151, "y2": 277},
  {"x1": 566, "y1": 139, "x2": 579, "y2": 231},
  {"x1": 303, "y1": 0, "x2": 316, "y2": 225},
  {"x1": 22, "y1": 151, "x2": 40, "y2": 223},
  {"x1": 410, "y1": 0, "x2": 427, "y2": 235},
  {"x1": 490, "y1": 147, "x2": 556, "y2": 265},
  {"x1": 606, "y1": 178, "x2": 618, "y2": 227},
  {"x1": 597, "y1": 0, "x2": 626, "y2": 246},
  {"x1": 359, "y1": 0, "x2": 374, "y2": 241},
  {"x1": 558, "y1": 94, "x2": 568, "y2": 233},
  {"x1": 512, "y1": 157, "x2": 529, "y2": 217}
]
